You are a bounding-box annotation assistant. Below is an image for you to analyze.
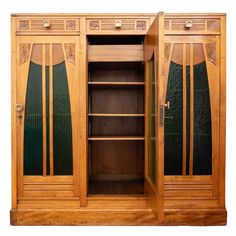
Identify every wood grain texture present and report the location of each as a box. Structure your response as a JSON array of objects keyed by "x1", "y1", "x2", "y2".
[{"x1": 10, "y1": 208, "x2": 226, "y2": 226}]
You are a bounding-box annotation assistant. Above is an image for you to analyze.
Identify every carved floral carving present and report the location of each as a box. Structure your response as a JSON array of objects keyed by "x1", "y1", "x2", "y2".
[
  {"x1": 205, "y1": 43, "x2": 216, "y2": 65},
  {"x1": 89, "y1": 21, "x2": 100, "y2": 30},
  {"x1": 164, "y1": 43, "x2": 171, "y2": 62},
  {"x1": 66, "y1": 20, "x2": 76, "y2": 30},
  {"x1": 64, "y1": 43, "x2": 75, "y2": 65},
  {"x1": 20, "y1": 44, "x2": 31, "y2": 65},
  {"x1": 136, "y1": 20, "x2": 146, "y2": 30},
  {"x1": 207, "y1": 20, "x2": 220, "y2": 31},
  {"x1": 19, "y1": 20, "x2": 29, "y2": 30}
]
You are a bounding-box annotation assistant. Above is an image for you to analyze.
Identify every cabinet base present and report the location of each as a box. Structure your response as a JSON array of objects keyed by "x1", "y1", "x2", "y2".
[{"x1": 10, "y1": 208, "x2": 227, "y2": 226}]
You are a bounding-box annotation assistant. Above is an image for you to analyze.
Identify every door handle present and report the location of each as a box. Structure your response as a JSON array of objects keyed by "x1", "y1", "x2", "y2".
[{"x1": 164, "y1": 101, "x2": 170, "y2": 110}]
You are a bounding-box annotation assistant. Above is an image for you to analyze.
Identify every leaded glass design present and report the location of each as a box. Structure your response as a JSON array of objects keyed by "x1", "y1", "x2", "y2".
[
  {"x1": 24, "y1": 43, "x2": 73, "y2": 176},
  {"x1": 164, "y1": 43, "x2": 212, "y2": 176},
  {"x1": 24, "y1": 60, "x2": 43, "y2": 175},
  {"x1": 164, "y1": 62, "x2": 183, "y2": 175}
]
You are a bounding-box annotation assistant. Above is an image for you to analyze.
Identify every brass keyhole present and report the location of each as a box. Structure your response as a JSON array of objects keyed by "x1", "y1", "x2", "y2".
[{"x1": 16, "y1": 104, "x2": 23, "y2": 124}]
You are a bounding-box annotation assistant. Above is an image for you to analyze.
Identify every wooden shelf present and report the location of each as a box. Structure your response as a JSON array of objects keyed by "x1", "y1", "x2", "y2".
[
  {"x1": 88, "y1": 82, "x2": 145, "y2": 87},
  {"x1": 88, "y1": 113, "x2": 145, "y2": 117},
  {"x1": 88, "y1": 136, "x2": 145, "y2": 141}
]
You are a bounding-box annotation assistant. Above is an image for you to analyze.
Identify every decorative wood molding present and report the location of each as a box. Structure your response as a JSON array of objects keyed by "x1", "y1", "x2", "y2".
[
  {"x1": 20, "y1": 44, "x2": 31, "y2": 65},
  {"x1": 136, "y1": 20, "x2": 146, "y2": 30},
  {"x1": 66, "y1": 20, "x2": 76, "y2": 30},
  {"x1": 89, "y1": 20, "x2": 100, "y2": 30},
  {"x1": 205, "y1": 43, "x2": 216, "y2": 65},
  {"x1": 19, "y1": 20, "x2": 29, "y2": 30},
  {"x1": 64, "y1": 43, "x2": 75, "y2": 65},
  {"x1": 207, "y1": 20, "x2": 220, "y2": 31},
  {"x1": 164, "y1": 20, "x2": 170, "y2": 30},
  {"x1": 164, "y1": 43, "x2": 171, "y2": 62}
]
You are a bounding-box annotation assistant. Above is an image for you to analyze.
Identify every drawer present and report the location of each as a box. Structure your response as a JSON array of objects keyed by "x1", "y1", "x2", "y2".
[
  {"x1": 86, "y1": 18, "x2": 149, "y2": 34},
  {"x1": 164, "y1": 18, "x2": 221, "y2": 34},
  {"x1": 16, "y1": 18, "x2": 80, "y2": 35}
]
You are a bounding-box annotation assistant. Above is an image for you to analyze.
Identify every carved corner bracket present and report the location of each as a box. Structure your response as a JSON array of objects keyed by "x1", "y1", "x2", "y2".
[
  {"x1": 164, "y1": 43, "x2": 171, "y2": 62},
  {"x1": 20, "y1": 44, "x2": 31, "y2": 65},
  {"x1": 205, "y1": 43, "x2": 216, "y2": 65},
  {"x1": 64, "y1": 43, "x2": 75, "y2": 65}
]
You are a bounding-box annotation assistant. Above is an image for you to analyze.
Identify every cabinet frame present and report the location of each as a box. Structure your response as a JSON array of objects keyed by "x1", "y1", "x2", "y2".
[{"x1": 11, "y1": 13, "x2": 227, "y2": 226}]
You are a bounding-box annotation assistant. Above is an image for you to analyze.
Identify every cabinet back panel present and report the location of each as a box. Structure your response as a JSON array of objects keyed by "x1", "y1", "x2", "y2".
[
  {"x1": 89, "y1": 62, "x2": 144, "y2": 82},
  {"x1": 89, "y1": 117, "x2": 144, "y2": 136},
  {"x1": 90, "y1": 141, "x2": 144, "y2": 180},
  {"x1": 90, "y1": 88, "x2": 144, "y2": 114}
]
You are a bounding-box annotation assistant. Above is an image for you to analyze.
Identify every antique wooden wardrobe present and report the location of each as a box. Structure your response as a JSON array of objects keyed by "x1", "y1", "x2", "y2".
[{"x1": 11, "y1": 13, "x2": 226, "y2": 225}]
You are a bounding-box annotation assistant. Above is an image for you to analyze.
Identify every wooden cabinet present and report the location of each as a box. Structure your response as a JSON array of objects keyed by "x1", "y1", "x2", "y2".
[{"x1": 11, "y1": 13, "x2": 226, "y2": 226}]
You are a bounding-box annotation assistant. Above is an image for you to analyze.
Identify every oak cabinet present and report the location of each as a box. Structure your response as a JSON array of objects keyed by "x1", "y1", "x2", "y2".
[{"x1": 11, "y1": 13, "x2": 226, "y2": 225}]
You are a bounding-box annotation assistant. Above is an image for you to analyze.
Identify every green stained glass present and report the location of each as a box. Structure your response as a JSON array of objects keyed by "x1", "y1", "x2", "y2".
[
  {"x1": 164, "y1": 62, "x2": 183, "y2": 175},
  {"x1": 24, "y1": 62, "x2": 43, "y2": 175},
  {"x1": 193, "y1": 62, "x2": 212, "y2": 175},
  {"x1": 53, "y1": 62, "x2": 73, "y2": 175}
]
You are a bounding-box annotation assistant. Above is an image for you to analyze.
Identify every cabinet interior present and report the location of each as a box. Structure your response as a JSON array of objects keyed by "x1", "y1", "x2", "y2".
[{"x1": 88, "y1": 36, "x2": 145, "y2": 194}]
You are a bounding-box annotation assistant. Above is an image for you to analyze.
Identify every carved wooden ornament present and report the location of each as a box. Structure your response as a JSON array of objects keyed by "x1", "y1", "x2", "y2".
[
  {"x1": 205, "y1": 43, "x2": 216, "y2": 65},
  {"x1": 64, "y1": 43, "x2": 75, "y2": 65},
  {"x1": 207, "y1": 20, "x2": 220, "y2": 31},
  {"x1": 136, "y1": 21, "x2": 146, "y2": 30},
  {"x1": 90, "y1": 21, "x2": 100, "y2": 30},
  {"x1": 19, "y1": 20, "x2": 29, "y2": 30},
  {"x1": 20, "y1": 44, "x2": 31, "y2": 65},
  {"x1": 66, "y1": 20, "x2": 76, "y2": 30},
  {"x1": 164, "y1": 20, "x2": 170, "y2": 30},
  {"x1": 164, "y1": 43, "x2": 171, "y2": 62}
]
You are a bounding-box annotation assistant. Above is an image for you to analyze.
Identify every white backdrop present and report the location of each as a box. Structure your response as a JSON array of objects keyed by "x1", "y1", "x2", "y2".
[{"x1": 0, "y1": 0, "x2": 235, "y2": 235}]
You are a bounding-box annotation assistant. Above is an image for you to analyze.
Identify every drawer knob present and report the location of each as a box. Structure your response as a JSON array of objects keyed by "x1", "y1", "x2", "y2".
[
  {"x1": 43, "y1": 20, "x2": 50, "y2": 28},
  {"x1": 115, "y1": 20, "x2": 122, "y2": 28},
  {"x1": 185, "y1": 20, "x2": 193, "y2": 29}
]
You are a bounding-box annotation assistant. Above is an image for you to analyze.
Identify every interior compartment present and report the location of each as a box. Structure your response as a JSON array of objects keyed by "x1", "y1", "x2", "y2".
[
  {"x1": 89, "y1": 62, "x2": 144, "y2": 82},
  {"x1": 88, "y1": 141, "x2": 144, "y2": 195},
  {"x1": 89, "y1": 116, "x2": 144, "y2": 136},
  {"x1": 89, "y1": 87, "x2": 144, "y2": 114},
  {"x1": 88, "y1": 35, "x2": 145, "y2": 195}
]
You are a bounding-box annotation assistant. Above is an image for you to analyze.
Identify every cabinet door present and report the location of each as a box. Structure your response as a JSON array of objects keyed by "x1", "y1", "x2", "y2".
[
  {"x1": 15, "y1": 36, "x2": 80, "y2": 198},
  {"x1": 163, "y1": 36, "x2": 220, "y2": 199},
  {"x1": 144, "y1": 14, "x2": 164, "y2": 222}
]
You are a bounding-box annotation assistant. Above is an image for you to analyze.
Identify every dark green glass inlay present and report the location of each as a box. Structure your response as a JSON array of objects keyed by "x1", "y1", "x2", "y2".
[
  {"x1": 164, "y1": 61, "x2": 212, "y2": 176},
  {"x1": 46, "y1": 66, "x2": 50, "y2": 175},
  {"x1": 148, "y1": 56, "x2": 156, "y2": 184},
  {"x1": 164, "y1": 62, "x2": 183, "y2": 175},
  {"x1": 53, "y1": 62, "x2": 73, "y2": 175},
  {"x1": 24, "y1": 62, "x2": 43, "y2": 175},
  {"x1": 193, "y1": 62, "x2": 212, "y2": 175}
]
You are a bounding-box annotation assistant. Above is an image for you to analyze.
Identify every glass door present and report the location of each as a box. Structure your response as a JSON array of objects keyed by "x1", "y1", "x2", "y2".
[
  {"x1": 163, "y1": 36, "x2": 220, "y2": 197},
  {"x1": 144, "y1": 13, "x2": 165, "y2": 222},
  {"x1": 16, "y1": 36, "x2": 80, "y2": 198}
]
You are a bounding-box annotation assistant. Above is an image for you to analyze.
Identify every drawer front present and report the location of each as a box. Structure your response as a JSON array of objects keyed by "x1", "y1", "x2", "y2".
[
  {"x1": 16, "y1": 18, "x2": 80, "y2": 35},
  {"x1": 164, "y1": 18, "x2": 221, "y2": 34},
  {"x1": 87, "y1": 18, "x2": 149, "y2": 34}
]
